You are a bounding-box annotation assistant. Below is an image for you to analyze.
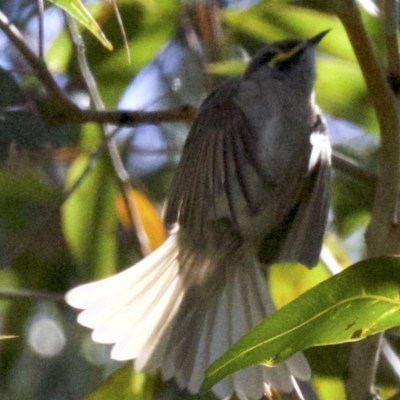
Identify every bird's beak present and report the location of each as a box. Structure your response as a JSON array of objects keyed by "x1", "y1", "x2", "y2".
[{"x1": 308, "y1": 30, "x2": 330, "y2": 46}]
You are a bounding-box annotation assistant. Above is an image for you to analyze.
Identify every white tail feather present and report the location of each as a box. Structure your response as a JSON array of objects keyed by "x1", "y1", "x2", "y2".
[
  {"x1": 66, "y1": 235, "x2": 182, "y2": 361},
  {"x1": 65, "y1": 235, "x2": 311, "y2": 399}
]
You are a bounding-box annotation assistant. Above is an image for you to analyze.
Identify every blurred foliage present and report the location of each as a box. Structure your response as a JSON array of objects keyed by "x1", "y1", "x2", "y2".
[{"x1": 0, "y1": 0, "x2": 395, "y2": 399}]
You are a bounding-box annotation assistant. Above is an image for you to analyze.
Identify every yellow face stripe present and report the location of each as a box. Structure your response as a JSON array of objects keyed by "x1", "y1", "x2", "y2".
[{"x1": 270, "y1": 44, "x2": 303, "y2": 65}]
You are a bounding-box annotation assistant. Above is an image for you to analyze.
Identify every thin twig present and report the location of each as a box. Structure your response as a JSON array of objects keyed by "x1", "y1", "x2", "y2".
[
  {"x1": 111, "y1": 0, "x2": 130, "y2": 63},
  {"x1": 65, "y1": 14, "x2": 151, "y2": 257},
  {"x1": 0, "y1": 289, "x2": 65, "y2": 304},
  {"x1": 37, "y1": 0, "x2": 44, "y2": 59}
]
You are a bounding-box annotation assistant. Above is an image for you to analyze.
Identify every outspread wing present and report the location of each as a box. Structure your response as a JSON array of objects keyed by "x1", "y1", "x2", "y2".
[{"x1": 165, "y1": 78, "x2": 270, "y2": 241}]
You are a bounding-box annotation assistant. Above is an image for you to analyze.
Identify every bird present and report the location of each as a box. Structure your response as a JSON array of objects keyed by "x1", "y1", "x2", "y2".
[{"x1": 66, "y1": 31, "x2": 331, "y2": 400}]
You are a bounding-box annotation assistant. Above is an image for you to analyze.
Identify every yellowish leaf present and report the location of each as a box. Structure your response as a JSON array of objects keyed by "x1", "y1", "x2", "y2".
[{"x1": 115, "y1": 189, "x2": 167, "y2": 251}]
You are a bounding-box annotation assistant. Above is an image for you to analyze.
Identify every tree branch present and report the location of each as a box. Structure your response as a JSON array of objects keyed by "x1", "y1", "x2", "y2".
[
  {"x1": 331, "y1": 1, "x2": 400, "y2": 399},
  {"x1": 336, "y1": 0, "x2": 400, "y2": 258}
]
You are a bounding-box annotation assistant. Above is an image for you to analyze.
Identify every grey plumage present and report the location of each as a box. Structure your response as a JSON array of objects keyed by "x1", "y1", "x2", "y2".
[{"x1": 66, "y1": 32, "x2": 331, "y2": 400}]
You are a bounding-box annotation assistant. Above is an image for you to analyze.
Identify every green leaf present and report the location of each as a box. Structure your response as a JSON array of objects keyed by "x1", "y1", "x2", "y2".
[
  {"x1": 48, "y1": 0, "x2": 113, "y2": 50},
  {"x1": 203, "y1": 257, "x2": 400, "y2": 390},
  {"x1": 62, "y1": 149, "x2": 118, "y2": 280}
]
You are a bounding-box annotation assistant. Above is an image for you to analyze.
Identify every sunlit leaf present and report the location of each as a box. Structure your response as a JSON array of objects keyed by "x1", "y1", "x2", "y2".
[
  {"x1": 48, "y1": 0, "x2": 113, "y2": 50},
  {"x1": 312, "y1": 377, "x2": 346, "y2": 400},
  {"x1": 204, "y1": 257, "x2": 400, "y2": 390},
  {"x1": 269, "y1": 262, "x2": 331, "y2": 309}
]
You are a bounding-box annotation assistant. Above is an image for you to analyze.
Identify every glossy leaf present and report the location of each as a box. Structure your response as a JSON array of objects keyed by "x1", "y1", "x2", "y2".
[
  {"x1": 49, "y1": 0, "x2": 113, "y2": 50},
  {"x1": 204, "y1": 257, "x2": 400, "y2": 390}
]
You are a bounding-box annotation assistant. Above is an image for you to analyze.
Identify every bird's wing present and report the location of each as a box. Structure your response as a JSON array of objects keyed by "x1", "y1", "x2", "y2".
[
  {"x1": 276, "y1": 120, "x2": 331, "y2": 267},
  {"x1": 164, "y1": 78, "x2": 273, "y2": 241}
]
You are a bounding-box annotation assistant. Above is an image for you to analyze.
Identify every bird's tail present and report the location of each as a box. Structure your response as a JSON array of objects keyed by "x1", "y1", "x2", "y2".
[{"x1": 66, "y1": 234, "x2": 310, "y2": 400}]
